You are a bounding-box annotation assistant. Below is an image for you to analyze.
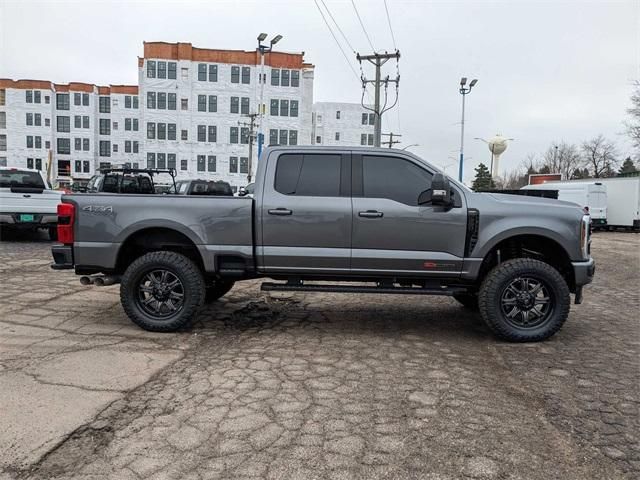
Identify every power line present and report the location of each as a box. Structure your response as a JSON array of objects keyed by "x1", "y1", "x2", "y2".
[
  {"x1": 320, "y1": 0, "x2": 357, "y2": 54},
  {"x1": 313, "y1": 0, "x2": 361, "y2": 84},
  {"x1": 351, "y1": 0, "x2": 376, "y2": 52},
  {"x1": 383, "y1": 0, "x2": 397, "y2": 50}
]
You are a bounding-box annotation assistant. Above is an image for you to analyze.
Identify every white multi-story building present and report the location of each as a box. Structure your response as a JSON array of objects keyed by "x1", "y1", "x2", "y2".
[
  {"x1": 1, "y1": 41, "x2": 315, "y2": 191},
  {"x1": 311, "y1": 102, "x2": 376, "y2": 147}
]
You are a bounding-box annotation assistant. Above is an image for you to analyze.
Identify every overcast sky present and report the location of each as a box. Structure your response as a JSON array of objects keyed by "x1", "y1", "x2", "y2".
[{"x1": 1, "y1": 0, "x2": 638, "y2": 182}]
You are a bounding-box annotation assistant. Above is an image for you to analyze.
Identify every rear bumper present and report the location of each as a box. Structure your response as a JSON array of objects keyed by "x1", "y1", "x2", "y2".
[
  {"x1": 51, "y1": 245, "x2": 74, "y2": 270},
  {"x1": 0, "y1": 213, "x2": 58, "y2": 226},
  {"x1": 573, "y1": 258, "x2": 595, "y2": 287}
]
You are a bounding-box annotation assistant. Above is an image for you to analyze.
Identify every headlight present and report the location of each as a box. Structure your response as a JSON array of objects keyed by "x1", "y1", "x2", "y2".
[{"x1": 580, "y1": 214, "x2": 591, "y2": 258}]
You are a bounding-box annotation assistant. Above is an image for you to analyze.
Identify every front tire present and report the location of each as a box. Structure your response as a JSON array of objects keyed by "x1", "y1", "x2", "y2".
[
  {"x1": 478, "y1": 258, "x2": 570, "y2": 342},
  {"x1": 120, "y1": 251, "x2": 205, "y2": 332}
]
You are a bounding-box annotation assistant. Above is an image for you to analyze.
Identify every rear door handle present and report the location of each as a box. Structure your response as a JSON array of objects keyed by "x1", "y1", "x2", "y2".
[
  {"x1": 268, "y1": 208, "x2": 292, "y2": 216},
  {"x1": 358, "y1": 210, "x2": 384, "y2": 218}
]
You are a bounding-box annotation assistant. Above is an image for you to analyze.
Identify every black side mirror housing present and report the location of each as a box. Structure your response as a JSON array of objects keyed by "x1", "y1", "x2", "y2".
[{"x1": 431, "y1": 173, "x2": 452, "y2": 207}]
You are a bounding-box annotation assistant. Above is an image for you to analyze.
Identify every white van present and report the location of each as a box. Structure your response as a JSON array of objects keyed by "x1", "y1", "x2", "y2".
[{"x1": 522, "y1": 182, "x2": 607, "y2": 227}]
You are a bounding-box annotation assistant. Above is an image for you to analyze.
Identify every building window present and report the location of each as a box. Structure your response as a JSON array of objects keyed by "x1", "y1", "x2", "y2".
[
  {"x1": 99, "y1": 118, "x2": 110, "y2": 135},
  {"x1": 32, "y1": 91, "x2": 40, "y2": 103},
  {"x1": 207, "y1": 155, "x2": 216, "y2": 172},
  {"x1": 271, "y1": 69, "x2": 280, "y2": 86},
  {"x1": 147, "y1": 60, "x2": 156, "y2": 78},
  {"x1": 83, "y1": 160, "x2": 90, "y2": 173},
  {"x1": 125, "y1": 140, "x2": 131, "y2": 153},
  {"x1": 290, "y1": 100, "x2": 299, "y2": 117},
  {"x1": 317, "y1": 136, "x2": 322, "y2": 144},
  {"x1": 57, "y1": 138, "x2": 71, "y2": 154},
  {"x1": 157, "y1": 123, "x2": 166, "y2": 140},
  {"x1": 231, "y1": 66, "x2": 240, "y2": 83},
  {"x1": 167, "y1": 153, "x2": 176, "y2": 170},
  {"x1": 269, "y1": 129, "x2": 278, "y2": 145},
  {"x1": 0, "y1": 89, "x2": 5, "y2": 106},
  {"x1": 157, "y1": 92, "x2": 167, "y2": 110},
  {"x1": 35, "y1": 158, "x2": 42, "y2": 170},
  {"x1": 113, "y1": 143, "x2": 118, "y2": 153},
  {"x1": 168, "y1": 93, "x2": 176, "y2": 110},
  {"x1": 83, "y1": 116, "x2": 90, "y2": 128},
  {"x1": 112, "y1": 121, "x2": 118, "y2": 130},
  {"x1": 133, "y1": 141, "x2": 139, "y2": 153},
  {"x1": 45, "y1": 118, "x2": 50, "y2": 127},
  {"x1": 57, "y1": 116, "x2": 71, "y2": 133},
  {"x1": 35, "y1": 136, "x2": 41, "y2": 148},
  {"x1": 291, "y1": 70, "x2": 300, "y2": 87},
  {"x1": 181, "y1": 129, "x2": 188, "y2": 141},
  {"x1": 181, "y1": 98, "x2": 188, "y2": 110},
  {"x1": 0, "y1": 135, "x2": 6, "y2": 151},
  {"x1": 45, "y1": 140, "x2": 50, "y2": 149},
  {"x1": 208, "y1": 125, "x2": 217, "y2": 143},
  {"x1": 208, "y1": 95, "x2": 217, "y2": 112},
  {"x1": 240, "y1": 157, "x2": 249, "y2": 174},
  {"x1": 368, "y1": 134, "x2": 374, "y2": 145},
  {"x1": 240, "y1": 127, "x2": 249, "y2": 144},
  {"x1": 230, "y1": 96, "x2": 239, "y2": 114},
  {"x1": 361, "y1": 133, "x2": 367, "y2": 145},
  {"x1": 57, "y1": 160, "x2": 71, "y2": 177},
  {"x1": 230, "y1": 127, "x2": 239, "y2": 144},
  {"x1": 335, "y1": 132, "x2": 340, "y2": 141},
  {"x1": 241, "y1": 66, "x2": 250, "y2": 84},
  {"x1": 157, "y1": 153, "x2": 166, "y2": 169},
  {"x1": 74, "y1": 92, "x2": 81, "y2": 106},
  {"x1": 147, "y1": 92, "x2": 156, "y2": 109},
  {"x1": 281, "y1": 69, "x2": 290, "y2": 87},
  {"x1": 181, "y1": 159, "x2": 188, "y2": 171},
  {"x1": 197, "y1": 155, "x2": 205, "y2": 171},
  {"x1": 362, "y1": 113, "x2": 368, "y2": 125},
  {"x1": 125, "y1": 118, "x2": 131, "y2": 131},
  {"x1": 99, "y1": 162, "x2": 111, "y2": 170},
  {"x1": 99, "y1": 140, "x2": 111, "y2": 157},
  {"x1": 56, "y1": 93, "x2": 70, "y2": 110},
  {"x1": 198, "y1": 95, "x2": 206, "y2": 112},
  {"x1": 157, "y1": 61, "x2": 167, "y2": 79},
  {"x1": 147, "y1": 122, "x2": 155, "y2": 139},
  {"x1": 82, "y1": 93, "x2": 89, "y2": 106},
  {"x1": 34, "y1": 114, "x2": 41, "y2": 127},
  {"x1": 289, "y1": 131, "x2": 298, "y2": 145},
  {"x1": 0, "y1": 112, "x2": 5, "y2": 129},
  {"x1": 209, "y1": 64, "x2": 218, "y2": 82},
  {"x1": 99, "y1": 96, "x2": 110, "y2": 113},
  {"x1": 26, "y1": 113, "x2": 33, "y2": 126},
  {"x1": 147, "y1": 153, "x2": 156, "y2": 169},
  {"x1": 83, "y1": 138, "x2": 90, "y2": 151},
  {"x1": 27, "y1": 136, "x2": 34, "y2": 148},
  {"x1": 0, "y1": 157, "x2": 7, "y2": 166},
  {"x1": 28, "y1": 158, "x2": 35, "y2": 169},
  {"x1": 168, "y1": 62, "x2": 177, "y2": 79},
  {"x1": 133, "y1": 118, "x2": 139, "y2": 131},
  {"x1": 168, "y1": 123, "x2": 177, "y2": 140},
  {"x1": 44, "y1": 95, "x2": 50, "y2": 104},
  {"x1": 280, "y1": 99, "x2": 289, "y2": 117},
  {"x1": 198, "y1": 64, "x2": 207, "y2": 81},
  {"x1": 279, "y1": 130, "x2": 289, "y2": 146},
  {"x1": 336, "y1": 111, "x2": 341, "y2": 119},
  {"x1": 270, "y1": 99, "x2": 279, "y2": 116},
  {"x1": 26, "y1": 90, "x2": 33, "y2": 103},
  {"x1": 74, "y1": 138, "x2": 81, "y2": 151},
  {"x1": 229, "y1": 156, "x2": 238, "y2": 173},
  {"x1": 74, "y1": 115, "x2": 81, "y2": 128},
  {"x1": 197, "y1": 125, "x2": 206, "y2": 142},
  {"x1": 241, "y1": 97, "x2": 250, "y2": 115},
  {"x1": 125, "y1": 95, "x2": 132, "y2": 108}
]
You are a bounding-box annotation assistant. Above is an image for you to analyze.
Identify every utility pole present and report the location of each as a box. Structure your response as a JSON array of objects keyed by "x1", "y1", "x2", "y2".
[
  {"x1": 238, "y1": 113, "x2": 258, "y2": 183},
  {"x1": 381, "y1": 132, "x2": 402, "y2": 148},
  {"x1": 458, "y1": 77, "x2": 478, "y2": 182},
  {"x1": 357, "y1": 51, "x2": 400, "y2": 147}
]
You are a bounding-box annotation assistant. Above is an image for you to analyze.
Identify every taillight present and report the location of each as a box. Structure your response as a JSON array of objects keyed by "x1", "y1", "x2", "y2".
[{"x1": 57, "y1": 203, "x2": 75, "y2": 244}]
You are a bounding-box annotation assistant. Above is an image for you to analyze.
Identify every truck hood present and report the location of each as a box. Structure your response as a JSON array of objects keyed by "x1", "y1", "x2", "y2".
[{"x1": 481, "y1": 192, "x2": 584, "y2": 213}]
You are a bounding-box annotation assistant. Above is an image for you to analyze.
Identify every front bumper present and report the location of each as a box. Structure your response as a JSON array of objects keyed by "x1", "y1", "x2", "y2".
[
  {"x1": 573, "y1": 257, "x2": 596, "y2": 287},
  {"x1": 51, "y1": 245, "x2": 74, "y2": 270}
]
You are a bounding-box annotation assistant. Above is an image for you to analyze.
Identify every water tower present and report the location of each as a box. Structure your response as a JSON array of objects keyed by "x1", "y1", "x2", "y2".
[{"x1": 486, "y1": 134, "x2": 512, "y2": 178}]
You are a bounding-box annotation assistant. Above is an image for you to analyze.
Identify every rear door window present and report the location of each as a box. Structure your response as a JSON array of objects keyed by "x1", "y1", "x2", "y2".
[
  {"x1": 362, "y1": 155, "x2": 433, "y2": 206},
  {"x1": 275, "y1": 153, "x2": 341, "y2": 196}
]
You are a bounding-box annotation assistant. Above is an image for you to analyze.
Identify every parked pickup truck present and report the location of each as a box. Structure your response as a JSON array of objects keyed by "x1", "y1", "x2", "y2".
[
  {"x1": 1, "y1": 168, "x2": 61, "y2": 239},
  {"x1": 51, "y1": 146, "x2": 595, "y2": 342}
]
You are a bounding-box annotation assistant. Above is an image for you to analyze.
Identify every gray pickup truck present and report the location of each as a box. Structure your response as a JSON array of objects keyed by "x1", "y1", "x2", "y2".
[{"x1": 51, "y1": 146, "x2": 595, "y2": 342}]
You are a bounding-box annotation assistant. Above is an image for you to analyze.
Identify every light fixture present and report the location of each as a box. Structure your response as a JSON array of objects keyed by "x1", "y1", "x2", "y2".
[
  {"x1": 271, "y1": 35, "x2": 283, "y2": 45},
  {"x1": 257, "y1": 33, "x2": 268, "y2": 42},
  {"x1": 460, "y1": 77, "x2": 467, "y2": 86},
  {"x1": 470, "y1": 79, "x2": 478, "y2": 87}
]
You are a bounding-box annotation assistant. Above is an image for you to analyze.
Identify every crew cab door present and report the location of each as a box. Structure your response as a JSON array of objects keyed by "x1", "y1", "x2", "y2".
[
  {"x1": 351, "y1": 153, "x2": 467, "y2": 276},
  {"x1": 259, "y1": 151, "x2": 352, "y2": 273}
]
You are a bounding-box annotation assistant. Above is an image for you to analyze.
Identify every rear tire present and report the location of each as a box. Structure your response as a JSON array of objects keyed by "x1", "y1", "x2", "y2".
[
  {"x1": 478, "y1": 258, "x2": 570, "y2": 342},
  {"x1": 120, "y1": 251, "x2": 205, "y2": 332},
  {"x1": 453, "y1": 293, "x2": 479, "y2": 311},
  {"x1": 205, "y1": 280, "x2": 235, "y2": 303}
]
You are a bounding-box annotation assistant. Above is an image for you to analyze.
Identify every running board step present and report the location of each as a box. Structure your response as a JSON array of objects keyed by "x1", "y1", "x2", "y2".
[{"x1": 261, "y1": 282, "x2": 468, "y2": 296}]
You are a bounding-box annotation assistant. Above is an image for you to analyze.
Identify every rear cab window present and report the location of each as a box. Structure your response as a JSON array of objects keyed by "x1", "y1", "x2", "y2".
[{"x1": 0, "y1": 170, "x2": 46, "y2": 189}]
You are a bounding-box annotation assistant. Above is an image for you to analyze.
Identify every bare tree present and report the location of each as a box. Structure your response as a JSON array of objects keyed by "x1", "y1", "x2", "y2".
[
  {"x1": 581, "y1": 135, "x2": 619, "y2": 178},
  {"x1": 541, "y1": 141, "x2": 582, "y2": 179},
  {"x1": 624, "y1": 80, "x2": 640, "y2": 153}
]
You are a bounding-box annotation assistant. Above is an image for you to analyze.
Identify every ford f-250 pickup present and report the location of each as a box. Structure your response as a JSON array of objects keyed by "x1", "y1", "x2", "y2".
[{"x1": 51, "y1": 146, "x2": 595, "y2": 342}]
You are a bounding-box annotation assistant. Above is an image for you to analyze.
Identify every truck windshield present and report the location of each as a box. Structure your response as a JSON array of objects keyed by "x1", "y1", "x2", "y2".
[{"x1": 0, "y1": 170, "x2": 46, "y2": 189}]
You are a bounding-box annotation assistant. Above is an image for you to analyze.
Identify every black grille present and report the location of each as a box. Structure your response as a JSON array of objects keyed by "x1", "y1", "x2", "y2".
[{"x1": 464, "y1": 209, "x2": 480, "y2": 257}]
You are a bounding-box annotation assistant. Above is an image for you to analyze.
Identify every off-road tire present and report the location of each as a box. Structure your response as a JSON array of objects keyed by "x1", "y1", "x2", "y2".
[
  {"x1": 453, "y1": 293, "x2": 479, "y2": 311},
  {"x1": 478, "y1": 258, "x2": 570, "y2": 342},
  {"x1": 120, "y1": 251, "x2": 205, "y2": 332},
  {"x1": 205, "y1": 280, "x2": 235, "y2": 303}
]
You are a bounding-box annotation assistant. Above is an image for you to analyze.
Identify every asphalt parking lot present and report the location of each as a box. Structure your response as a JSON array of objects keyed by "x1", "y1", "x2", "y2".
[{"x1": 0, "y1": 232, "x2": 638, "y2": 480}]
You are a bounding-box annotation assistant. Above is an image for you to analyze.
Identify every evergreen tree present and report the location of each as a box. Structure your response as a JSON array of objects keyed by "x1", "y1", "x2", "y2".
[
  {"x1": 471, "y1": 163, "x2": 495, "y2": 191},
  {"x1": 618, "y1": 157, "x2": 638, "y2": 175}
]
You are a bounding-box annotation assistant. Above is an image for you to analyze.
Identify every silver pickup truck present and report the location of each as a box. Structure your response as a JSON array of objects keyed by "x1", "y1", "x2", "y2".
[{"x1": 51, "y1": 146, "x2": 595, "y2": 342}]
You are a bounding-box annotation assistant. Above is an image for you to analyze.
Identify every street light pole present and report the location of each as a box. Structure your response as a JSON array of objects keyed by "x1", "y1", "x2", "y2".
[
  {"x1": 458, "y1": 77, "x2": 478, "y2": 182},
  {"x1": 256, "y1": 33, "x2": 282, "y2": 164}
]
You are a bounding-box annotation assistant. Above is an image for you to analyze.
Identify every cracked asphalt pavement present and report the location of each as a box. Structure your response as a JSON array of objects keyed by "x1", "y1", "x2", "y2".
[{"x1": 0, "y1": 232, "x2": 638, "y2": 479}]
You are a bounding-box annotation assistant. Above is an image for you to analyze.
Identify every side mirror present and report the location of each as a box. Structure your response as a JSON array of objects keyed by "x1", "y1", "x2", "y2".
[{"x1": 431, "y1": 173, "x2": 452, "y2": 207}]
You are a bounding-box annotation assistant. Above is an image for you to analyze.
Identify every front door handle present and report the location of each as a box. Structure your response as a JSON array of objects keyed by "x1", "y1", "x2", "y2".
[
  {"x1": 358, "y1": 210, "x2": 384, "y2": 218},
  {"x1": 268, "y1": 208, "x2": 292, "y2": 216}
]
